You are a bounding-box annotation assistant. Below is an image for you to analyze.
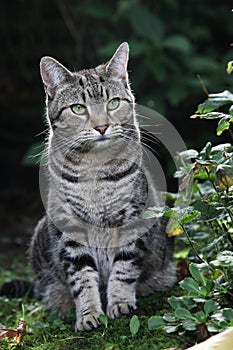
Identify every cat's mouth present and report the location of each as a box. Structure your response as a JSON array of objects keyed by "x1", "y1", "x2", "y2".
[{"x1": 95, "y1": 136, "x2": 111, "y2": 142}]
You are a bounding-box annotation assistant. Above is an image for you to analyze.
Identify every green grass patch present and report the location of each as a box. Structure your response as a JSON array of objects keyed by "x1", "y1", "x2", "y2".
[{"x1": 0, "y1": 257, "x2": 184, "y2": 350}]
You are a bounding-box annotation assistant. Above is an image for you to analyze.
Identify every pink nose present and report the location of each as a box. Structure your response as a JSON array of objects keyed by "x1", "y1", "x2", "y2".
[{"x1": 95, "y1": 125, "x2": 108, "y2": 135}]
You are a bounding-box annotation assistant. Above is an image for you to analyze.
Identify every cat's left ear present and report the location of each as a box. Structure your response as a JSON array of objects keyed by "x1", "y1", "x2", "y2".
[{"x1": 106, "y1": 42, "x2": 129, "y2": 80}]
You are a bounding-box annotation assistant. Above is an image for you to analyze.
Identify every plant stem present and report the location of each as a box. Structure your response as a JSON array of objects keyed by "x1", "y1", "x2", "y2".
[
  {"x1": 181, "y1": 225, "x2": 206, "y2": 265},
  {"x1": 228, "y1": 128, "x2": 233, "y2": 141}
]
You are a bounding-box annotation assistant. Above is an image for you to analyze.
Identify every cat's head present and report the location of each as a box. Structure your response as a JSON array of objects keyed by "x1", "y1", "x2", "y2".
[{"x1": 40, "y1": 43, "x2": 139, "y2": 151}]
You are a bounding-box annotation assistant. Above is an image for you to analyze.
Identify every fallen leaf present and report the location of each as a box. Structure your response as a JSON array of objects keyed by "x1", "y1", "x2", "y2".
[
  {"x1": 0, "y1": 318, "x2": 26, "y2": 345},
  {"x1": 176, "y1": 259, "x2": 191, "y2": 282},
  {"x1": 0, "y1": 329, "x2": 17, "y2": 341}
]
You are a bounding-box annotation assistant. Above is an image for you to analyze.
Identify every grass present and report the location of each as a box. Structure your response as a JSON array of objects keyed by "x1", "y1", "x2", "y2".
[{"x1": 0, "y1": 254, "x2": 186, "y2": 350}]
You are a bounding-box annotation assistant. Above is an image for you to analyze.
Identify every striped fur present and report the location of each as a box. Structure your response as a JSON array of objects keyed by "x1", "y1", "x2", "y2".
[{"x1": 29, "y1": 42, "x2": 176, "y2": 331}]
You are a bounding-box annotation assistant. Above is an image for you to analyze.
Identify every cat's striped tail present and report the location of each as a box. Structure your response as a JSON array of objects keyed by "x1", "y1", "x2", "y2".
[{"x1": 0, "y1": 280, "x2": 35, "y2": 298}]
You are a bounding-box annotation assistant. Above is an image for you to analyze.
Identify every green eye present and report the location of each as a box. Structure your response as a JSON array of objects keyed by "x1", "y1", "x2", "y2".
[
  {"x1": 71, "y1": 104, "x2": 86, "y2": 115},
  {"x1": 107, "y1": 98, "x2": 120, "y2": 111}
]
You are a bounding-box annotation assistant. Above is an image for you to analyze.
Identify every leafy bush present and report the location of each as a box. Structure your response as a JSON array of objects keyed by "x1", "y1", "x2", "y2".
[{"x1": 145, "y1": 63, "x2": 233, "y2": 343}]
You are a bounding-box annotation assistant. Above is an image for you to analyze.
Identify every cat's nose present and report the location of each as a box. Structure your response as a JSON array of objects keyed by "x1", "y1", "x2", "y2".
[{"x1": 95, "y1": 125, "x2": 108, "y2": 135}]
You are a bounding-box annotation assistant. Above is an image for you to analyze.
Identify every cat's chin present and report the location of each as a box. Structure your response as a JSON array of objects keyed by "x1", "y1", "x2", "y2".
[{"x1": 93, "y1": 137, "x2": 114, "y2": 149}]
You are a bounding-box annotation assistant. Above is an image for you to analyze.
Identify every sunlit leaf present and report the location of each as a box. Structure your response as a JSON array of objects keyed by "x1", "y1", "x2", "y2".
[
  {"x1": 177, "y1": 149, "x2": 199, "y2": 160},
  {"x1": 179, "y1": 210, "x2": 200, "y2": 225},
  {"x1": 194, "y1": 90, "x2": 233, "y2": 114},
  {"x1": 211, "y1": 251, "x2": 233, "y2": 268},
  {"x1": 129, "y1": 315, "x2": 140, "y2": 336},
  {"x1": 99, "y1": 314, "x2": 108, "y2": 328},
  {"x1": 226, "y1": 61, "x2": 233, "y2": 74},
  {"x1": 164, "y1": 325, "x2": 180, "y2": 333},
  {"x1": 167, "y1": 223, "x2": 184, "y2": 237},
  {"x1": 216, "y1": 117, "x2": 230, "y2": 136},
  {"x1": 191, "y1": 112, "x2": 229, "y2": 119}
]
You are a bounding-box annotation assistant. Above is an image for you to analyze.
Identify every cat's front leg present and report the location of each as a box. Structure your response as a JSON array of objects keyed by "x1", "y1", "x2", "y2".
[
  {"x1": 106, "y1": 246, "x2": 140, "y2": 319},
  {"x1": 60, "y1": 242, "x2": 103, "y2": 331}
]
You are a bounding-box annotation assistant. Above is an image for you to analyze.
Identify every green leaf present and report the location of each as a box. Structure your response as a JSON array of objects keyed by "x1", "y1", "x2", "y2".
[
  {"x1": 148, "y1": 316, "x2": 165, "y2": 330},
  {"x1": 211, "y1": 143, "x2": 233, "y2": 152},
  {"x1": 222, "y1": 308, "x2": 233, "y2": 321},
  {"x1": 99, "y1": 314, "x2": 108, "y2": 328},
  {"x1": 216, "y1": 116, "x2": 230, "y2": 136},
  {"x1": 79, "y1": 2, "x2": 113, "y2": 19},
  {"x1": 206, "y1": 322, "x2": 222, "y2": 332},
  {"x1": 191, "y1": 112, "x2": 229, "y2": 119},
  {"x1": 209, "y1": 90, "x2": 233, "y2": 103},
  {"x1": 177, "y1": 149, "x2": 199, "y2": 160},
  {"x1": 164, "y1": 325, "x2": 180, "y2": 333},
  {"x1": 163, "y1": 34, "x2": 192, "y2": 53},
  {"x1": 204, "y1": 300, "x2": 219, "y2": 315},
  {"x1": 195, "y1": 90, "x2": 233, "y2": 114},
  {"x1": 173, "y1": 248, "x2": 190, "y2": 259},
  {"x1": 182, "y1": 319, "x2": 198, "y2": 331},
  {"x1": 179, "y1": 210, "x2": 200, "y2": 225},
  {"x1": 195, "y1": 311, "x2": 207, "y2": 323},
  {"x1": 192, "y1": 200, "x2": 219, "y2": 221},
  {"x1": 175, "y1": 308, "x2": 196, "y2": 320},
  {"x1": 126, "y1": 3, "x2": 164, "y2": 45},
  {"x1": 199, "y1": 286, "x2": 208, "y2": 298},
  {"x1": 142, "y1": 206, "x2": 171, "y2": 219},
  {"x1": 168, "y1": 296, "x2": 184, "y2": 310},
  {"x1": 180, "y1": 277, "x2": 200, "y2": 295},
  {"x1": 129, "y1": 315, "x2": 140, "y2": 336},
  {"x1": 211, "y1": 251, "x2": 233, "y2": 268},
  {"x1": 163, "y1": 313, "x2": 176, "y2": 323},
  {"x1": 206, "y1": 279, "x2": 214, "y2": 294},
  {"x1": 189, "y1": 263, "x2": 207, "y2": 286}
]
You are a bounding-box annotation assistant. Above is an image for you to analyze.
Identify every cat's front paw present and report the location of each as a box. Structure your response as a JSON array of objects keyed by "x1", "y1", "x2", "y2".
[
  {"x1": 107, "y1": 302, "x2": 137, "y2": 319},
  {"x1": 75, "y1": 312, "x2": 101, "y2": 332}
]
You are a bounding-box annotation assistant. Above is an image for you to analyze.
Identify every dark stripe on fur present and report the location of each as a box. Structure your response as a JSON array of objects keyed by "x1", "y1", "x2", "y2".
[
  {"x1": 116, "y1": 277, "x2": 137, "y2": 284},
  {"x1": 60, "y1": 250, "x2": 97, "y2": 272},
  {"x1": 102, "y1": 162, "x2": 138, "y2": 182},
  {"x1": 73, "y1": 286, "x2": 84, "y2": 298},
  {"x1": 65, "y1": 240, "x2": 81, "y2": 248},
  {"x1": 62, "y1": 172, "x2": 80, "y2": 183},
  {"x1": 114, "y1": 250, "x2": 138, "y2": 263}
]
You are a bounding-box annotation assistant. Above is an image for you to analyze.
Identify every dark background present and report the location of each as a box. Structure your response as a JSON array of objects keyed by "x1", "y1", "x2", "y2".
[{"x1": 0, "y1": 0, "x2": 232, "y2": 255}]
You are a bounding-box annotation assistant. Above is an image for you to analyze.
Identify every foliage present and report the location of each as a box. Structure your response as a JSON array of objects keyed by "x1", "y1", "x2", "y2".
[
  {"x1": 145, "y1": 66, "x2": 233, "y2": 343},
  {"x1": 0, "y1": 271, "x2": 182, "y2": 350},
  {"x1": 2, "y1": 1, "x2": 232, "y2": 173}
]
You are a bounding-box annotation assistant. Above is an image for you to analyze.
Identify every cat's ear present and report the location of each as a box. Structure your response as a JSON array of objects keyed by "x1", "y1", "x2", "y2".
[
  {"x1": 40, "y1": 57, "x2": 72, "y2": 98},
  {"x1": 106, "y1": 42, "x2": 129, "y2": 80}
]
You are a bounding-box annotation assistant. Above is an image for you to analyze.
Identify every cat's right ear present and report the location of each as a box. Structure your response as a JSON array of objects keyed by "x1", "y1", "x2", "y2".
[{"x1": 40, "y1": 57, "x2": 72, "y2": 98}]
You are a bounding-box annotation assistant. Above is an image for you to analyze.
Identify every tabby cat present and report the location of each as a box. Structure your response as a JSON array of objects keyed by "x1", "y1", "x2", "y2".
[{"x1": 27, "y1": 43, "x2": 175, "y2": 331}]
